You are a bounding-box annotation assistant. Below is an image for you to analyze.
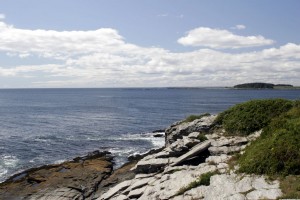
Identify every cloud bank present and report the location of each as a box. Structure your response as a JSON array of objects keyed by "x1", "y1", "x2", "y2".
[
  {"x1": 0, "y1": 21, "x2": 299, "y2": 88},
  {"x1": 178, "y1": 27, "x2": 274, "y2": 49}
]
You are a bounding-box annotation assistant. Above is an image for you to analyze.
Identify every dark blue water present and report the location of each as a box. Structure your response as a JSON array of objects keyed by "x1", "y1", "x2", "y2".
[{"x1": 0, "y1": 88, "x2": 299, "y2": 182}]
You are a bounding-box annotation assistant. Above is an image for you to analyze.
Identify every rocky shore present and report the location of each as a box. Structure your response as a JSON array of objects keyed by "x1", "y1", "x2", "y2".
[
  {"x1": 0, "y1": 114, "x2": 283, "y2": 200},
  {"x1": 97, "y1": 114, "x2": 282, "y2": 200}
]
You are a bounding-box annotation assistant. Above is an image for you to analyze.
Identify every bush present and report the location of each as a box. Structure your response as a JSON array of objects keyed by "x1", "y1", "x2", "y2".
[
  {"x1": 197, "y1": 133, "x2": 208, "y2": 142},
  {"x1": 238, "y1": 105, "x2": 300, "y2": 175},
  {"x1": 182, "y1": 113, "x2": 210, "y2": 123},
  {"x1": 215, "y1": 99, "x2": 293, "y2": 135}
]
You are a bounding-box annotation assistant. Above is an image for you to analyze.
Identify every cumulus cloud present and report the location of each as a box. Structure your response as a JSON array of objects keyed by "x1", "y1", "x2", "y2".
[
  {"x1": 0, "y1": 21, "x2": 299, "y2": 87},
  {"x1": 178, "y1": 27, "x2": 274, "y2": 49},
  {"x1": 0, "y1": 21, "x2": 125, "y2": 59}
]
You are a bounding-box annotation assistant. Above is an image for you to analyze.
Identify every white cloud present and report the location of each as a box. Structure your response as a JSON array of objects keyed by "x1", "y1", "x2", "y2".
[
  {"x1": 0, "y1": 21, "x2": 124, "y2": 59},
  {"x1": 231, "y1": 24, "x2": 246, "y2": 30},
  {"x1": 0, "y1": 14, "x2": 5, "y2": 20},
  {"x1": 0, "y1": 21, "x2": 299, "y2": 87},
  {"x1": 178, "y1": 27, "x2": 274, "y2": 49}
]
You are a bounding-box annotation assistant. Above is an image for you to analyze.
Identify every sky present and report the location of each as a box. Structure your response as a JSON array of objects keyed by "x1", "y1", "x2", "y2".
[{"x1": 0, "y1": 0, "x2": 300, "y2": 88}]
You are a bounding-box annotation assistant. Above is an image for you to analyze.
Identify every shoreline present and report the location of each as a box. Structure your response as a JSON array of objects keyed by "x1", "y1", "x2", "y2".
[
  {"x1": 0, "y1": 130, "x2": 166, "y2": 199},
  {"x1": 0, "y1": 99, "x2": 297, "y2": 199}
]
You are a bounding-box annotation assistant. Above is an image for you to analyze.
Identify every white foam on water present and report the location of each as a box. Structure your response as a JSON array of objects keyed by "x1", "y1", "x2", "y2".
[
  {"x1": 132, "y1": 132, "x2": 165, "y2": 148},
  {"x1": 54, "y1": 159, "x2": 66, "y2": 164},
  {"x1": 2, "y1": 155, "x2": 19, "y2": 167},
  {"x1": 0, "y1": 154, "x2": 19, "y2": 182},
  {"x1": 0, "y1": 168, "x2": 8, "y2": 178},
  {"x1": 150, "y1": 137, "x2": 165, "y2": 148},
  {"x1": 109, "y1": 147, "x2": 136, "y2": 156}
]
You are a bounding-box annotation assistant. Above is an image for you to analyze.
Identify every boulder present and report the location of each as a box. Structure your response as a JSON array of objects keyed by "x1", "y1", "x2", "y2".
[
  {"x1": 165, "y1": 115, "x2": 217, "y2": 147},
  {"x1": 171, "y1": 140, "x2": 211, "y2": 166},
  {"x1": 132, "y1": 158, "x2": 171, "y2": 174},
  {"x1": 187, "y1": 132, "x2": 200, "y2": 139}
]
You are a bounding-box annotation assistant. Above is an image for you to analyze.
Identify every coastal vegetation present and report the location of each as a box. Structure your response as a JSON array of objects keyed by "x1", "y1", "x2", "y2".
[
  {"x1": 215, "y1": 98, "x2": 300, "y2": 175},
  {"x1": 197, "y1": 133, "x2": 208, "y2": 142},
  {"x1": 215, "y1": 99, "x2": 294, "y2": 135},
  {"x1": 215, "y1": 99, "x2": 293, "y2": 135},
  {"x1": 182, "y1": 113, "x2": 210, "y2": 123},
  {"x1": 238, "y1": 101, "x2": 300, "y2": 175},
  {"x1": 215, "y1": 98, "x2": 300, "y2": 198}
]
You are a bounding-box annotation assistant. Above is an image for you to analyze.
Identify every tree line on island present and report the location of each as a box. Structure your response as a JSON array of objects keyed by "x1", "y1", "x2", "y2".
[{"x1": 234, "y1": 82, "x2": 294, "y2": 89}]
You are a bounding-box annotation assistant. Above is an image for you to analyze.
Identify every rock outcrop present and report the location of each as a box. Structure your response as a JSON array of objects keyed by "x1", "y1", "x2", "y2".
[
  {"x1": 165, "y1": 115, "x2": 217, "y2": 146},
  {"x1": 99, "y1": 115, "x2": 282, "y2": 200},
  {"x1": 0, "y1": 151, "x2": 114, "y2": 200}
]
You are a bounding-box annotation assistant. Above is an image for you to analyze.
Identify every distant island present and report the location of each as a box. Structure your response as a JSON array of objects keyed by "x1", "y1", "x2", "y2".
[{"x1": 233, "y1": 82, "x2": 295, "y2": 89}]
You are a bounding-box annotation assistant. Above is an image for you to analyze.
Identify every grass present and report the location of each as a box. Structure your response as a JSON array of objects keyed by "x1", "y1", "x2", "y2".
[
  {"x1": 214, "y1": 99, "x2": 293, "y2": 136},
  {"x1": 238, "y1": 102, "x2": 300, "y2": 175},
  {"x1": 279, "y1": 175, "x2": 300, "y2": 199},
  {"x1": 182, "y1": 113, "x2": 210, "y2": 123},
  {"x1": 175, "y1": 171, "x2": 216, "y2": 196},
  {"x1": 226, "y1": 154, "x2": 240, "y2": 171}
]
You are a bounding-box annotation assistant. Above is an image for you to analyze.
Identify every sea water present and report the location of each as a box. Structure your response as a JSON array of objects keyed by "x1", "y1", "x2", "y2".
[{"x1": 0, "y1": 88, "x2": 299, "y2": 182}]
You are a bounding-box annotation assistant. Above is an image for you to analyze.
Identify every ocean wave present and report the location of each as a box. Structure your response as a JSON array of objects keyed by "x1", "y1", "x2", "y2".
[
  {"x1": 0, "y1": 154, "x2": 19, "y2": 182},
  {"x1": 0, "y1": 168, "x2": 8, "y2": 178},
  {"x1": 1, "y1": 155, "x2": 19, "y2": 167}
]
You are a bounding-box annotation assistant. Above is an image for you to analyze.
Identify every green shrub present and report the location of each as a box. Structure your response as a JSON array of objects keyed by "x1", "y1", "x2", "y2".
[
  {"x1": 197, "y1": 133, "x2": 208, "y2": 142},
  {"x1": 175, "y1": 171, "x2": 216, "y2": 195},
  {"x1": 182, "y1": 113, "x2": 210, "y2": 123},
  {"x1": 215, "y1": 99, "x2": 293, "y2": 135},
  {"x1": 238, "y1": 105, "x2": 300, "y2": 175}
]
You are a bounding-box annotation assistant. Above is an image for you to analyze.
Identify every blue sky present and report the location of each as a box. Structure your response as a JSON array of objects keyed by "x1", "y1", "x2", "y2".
[{"x1": 0, "y1": 0, "x2": 300, "y2": 88}]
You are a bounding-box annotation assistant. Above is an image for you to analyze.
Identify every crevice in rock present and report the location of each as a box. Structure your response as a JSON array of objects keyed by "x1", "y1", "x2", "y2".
[{"x1": 179, "y1": 149, "x2": 211, "y2": 166}]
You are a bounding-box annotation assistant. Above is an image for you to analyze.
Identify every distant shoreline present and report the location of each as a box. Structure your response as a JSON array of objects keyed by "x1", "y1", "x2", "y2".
[{"x1": 0, "y1": 86, "x2": 299, "y2": 90}]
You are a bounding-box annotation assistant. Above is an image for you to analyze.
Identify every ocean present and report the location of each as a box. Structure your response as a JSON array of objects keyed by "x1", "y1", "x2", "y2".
[{"x1": 0, "y1": 88, "x2": 299, "y2": 182}]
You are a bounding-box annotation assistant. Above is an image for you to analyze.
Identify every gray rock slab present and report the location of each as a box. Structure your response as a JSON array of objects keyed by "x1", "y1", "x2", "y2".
[
  {"x1": 187, "y1": 132, "x2": 200, "y2": 139},
  {"x1": 127, "y1": 187, "x2": 146, "y2": 199},
  {"x1": 252, "y1": 176, "x2": 280, "y2": 190},
  {"x1": 211, "y1": 137, "x2": 248, "y2": 147},
  {"x1": 171, "y1": 140, "x2": 211, "y2": 166},
  {"x1": 124, "y1": 177, "x2": 151, "y2": 192},
  {"x1": 208, "y1": 145, "x2": 245, "y2": 155},
  {"x1": 100, "y1": 180, "x2": 132, "y2": 200},
  {"x1": 246, "y1": 188, "x2": 282, "y2": 199},
  {"x1": 110, "y1": 194, "x2": 128, "y2": 200},
  {"x1": 165, "y1": 115, "x2": 217, "y2": 146},
  {"x1": 205, "y1": 154, "x2": 231, "y2": 164},
  {"x1": 132, "y1": 158, "x2": 170, "y2": 174}
]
